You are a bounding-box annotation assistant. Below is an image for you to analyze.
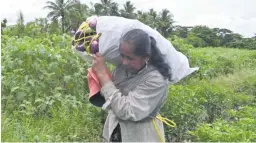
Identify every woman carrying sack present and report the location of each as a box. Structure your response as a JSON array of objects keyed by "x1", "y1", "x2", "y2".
[
  {"x1": 91, "y1": 29, "x2": 175, "y2": 142},
  {"x1": 72, "y1": 16, "x2": 198, "y2": 142}
]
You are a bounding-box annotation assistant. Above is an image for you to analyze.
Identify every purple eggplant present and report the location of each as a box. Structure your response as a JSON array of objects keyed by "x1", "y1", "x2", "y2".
[
  {"x1": 91, "y1": 41, "x2": 99, "y2": 54},
  {"x1": 85, "y1": 37, "x2": 92, "y2": 44},
  {"x1": 76, "y1": 44, "x2": 86, "y2": 52},
  {"x1": 89, "y1": 18, "x2": 97, "y2": 28}
]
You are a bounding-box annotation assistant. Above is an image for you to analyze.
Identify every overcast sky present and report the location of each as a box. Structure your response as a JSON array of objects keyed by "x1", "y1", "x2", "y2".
[{"x1": 1, "y1": 0, "x2": 255, "y2": 37}]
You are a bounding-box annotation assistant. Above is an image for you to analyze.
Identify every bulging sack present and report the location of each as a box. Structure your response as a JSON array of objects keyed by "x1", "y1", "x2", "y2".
[{"x1": 72, "y1": 16, "x2": 199, "y2": 84}]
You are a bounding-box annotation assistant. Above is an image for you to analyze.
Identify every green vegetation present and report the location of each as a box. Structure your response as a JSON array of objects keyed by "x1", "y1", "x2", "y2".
[
  {"x1": 1, "y1": 0, "x2": 256, "y2": 49},
  {"x1": 1, "y1": 0, "x2": 256, "y2": 142},
  {"x1": 2, "y1": 34, "x2": 255, "y2": 142}
]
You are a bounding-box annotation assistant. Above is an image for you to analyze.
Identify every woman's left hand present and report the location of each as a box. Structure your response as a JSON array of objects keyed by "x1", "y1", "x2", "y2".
[{"x1": 92, "y1": 53, "x2": 111, "y2": 86}]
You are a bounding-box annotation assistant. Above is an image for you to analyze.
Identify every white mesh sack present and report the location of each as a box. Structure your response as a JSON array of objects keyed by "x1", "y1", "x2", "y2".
[{"x1": 73, "y1": 16, "x2": 199, "y2": 84}]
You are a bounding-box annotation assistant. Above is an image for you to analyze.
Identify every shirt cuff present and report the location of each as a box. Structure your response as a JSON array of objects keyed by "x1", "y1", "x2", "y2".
[
  {"x1": 100, "y1": 81, "x2": 116, "y2": 99},
  {"x1": 100, "y1": 81, "x2": 117, "y2": 110}
]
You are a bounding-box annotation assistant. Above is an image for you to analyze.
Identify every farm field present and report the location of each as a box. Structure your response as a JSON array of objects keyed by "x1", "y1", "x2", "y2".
[{"x1": 1, "y1": 34, "x2": 256, "y2": 142}]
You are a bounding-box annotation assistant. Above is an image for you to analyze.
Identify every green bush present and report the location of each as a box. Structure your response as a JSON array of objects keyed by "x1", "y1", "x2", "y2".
[
  {"x1": 161, "y1": 74, "x2": 255, "y2": 141},
  {"x1": 1, "y1": 35, "x2": 89, "y2": 115},
  {"x1": 1, "y1": 35, "x2": 104, "y2": 141},
  {"x1": 190, "y1": 113, "x2": 256, "y2": 142},
  {"x1": 2, "y1": 34, "x2": 256, "y2": 142}
]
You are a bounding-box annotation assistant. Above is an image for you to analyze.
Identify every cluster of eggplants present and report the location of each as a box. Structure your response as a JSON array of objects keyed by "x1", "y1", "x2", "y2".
[{"x1": 72, "y1": 19, "x2": 99, "y2": 54}]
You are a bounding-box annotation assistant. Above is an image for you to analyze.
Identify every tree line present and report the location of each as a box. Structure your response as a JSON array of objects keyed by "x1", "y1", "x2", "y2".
[{"x1": 1, "y1": 0, "x2": 255, "y2": 49}]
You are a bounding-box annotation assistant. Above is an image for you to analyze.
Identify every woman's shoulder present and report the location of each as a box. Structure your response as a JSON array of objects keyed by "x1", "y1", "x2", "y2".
[
  {"x1": 146, "y1": 65, "x2": 168, "y2": 83},
  {"x1": 111, "y1": 64, "x2": 168, "y2": 84}
]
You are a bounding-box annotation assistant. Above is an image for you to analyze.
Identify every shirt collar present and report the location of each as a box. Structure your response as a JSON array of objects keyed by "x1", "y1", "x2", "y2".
[{"x1": 125, "y1": 64, "x2": 152, "y2": 77}]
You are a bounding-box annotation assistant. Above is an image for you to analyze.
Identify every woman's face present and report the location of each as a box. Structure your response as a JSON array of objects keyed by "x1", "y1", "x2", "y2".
[{"x1": 119, "y1": 42, "x2": 148, "y2": 73}]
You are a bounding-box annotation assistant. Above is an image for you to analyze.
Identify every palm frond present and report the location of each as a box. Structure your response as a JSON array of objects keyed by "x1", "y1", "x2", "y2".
[
  {"x1": 65, "y1": 0, "x2": 77, "y2": 10},
  {"x1": 56, "y1": 0, "x2": 64, "y2": 8},
  {"x1": 47, "y1": 11, "x2": 59, "y2": 19},
  {"x1": 45, "y1": 1, "x2": 60, "y2": 9}
]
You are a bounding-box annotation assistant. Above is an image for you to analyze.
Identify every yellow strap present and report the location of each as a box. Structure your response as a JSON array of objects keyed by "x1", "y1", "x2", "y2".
[
  {"x1": 78, "y1": 22, "x2": 89, "y2": 31},
  {"x1": 74, "y1": 35, "x2": 94, "y2": 43},
  {"x1": 153, "y1": 118, "x2": 165, "y2": 142},
  {"x1": 152, "y1": 114, "x2": 176, "y2": 142},
  {"x1": 156, "y1": 115, "x2": 176, "y2": 128}
]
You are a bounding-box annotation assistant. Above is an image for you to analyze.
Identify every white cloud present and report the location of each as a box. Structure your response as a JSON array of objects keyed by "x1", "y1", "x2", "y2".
[{"x1": 0, "y1": 0, "x2": 255, "y2": 37}]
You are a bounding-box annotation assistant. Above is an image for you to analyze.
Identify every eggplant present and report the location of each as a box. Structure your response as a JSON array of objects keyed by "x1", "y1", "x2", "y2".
[
  {"x1": 91, "y1": 41, "x2": 99, "y2": 54},
  {"x1": 76, "y1": 44, "x2": 86, "y2": 52}
]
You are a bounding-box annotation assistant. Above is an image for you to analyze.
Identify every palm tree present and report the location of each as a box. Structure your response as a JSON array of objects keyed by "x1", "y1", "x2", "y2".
[
  {"x1": 17, "y1": 11, "x2": 24, "y2": 26},
  {"x1": 17, "y1": 11, "x2": 25, "y2": 35},
  {"x1": 109, "y1": 2, "x2": 119, "y2": 16},
  {"x1": 148, "y1": 8, "x2": 158, "y2": 29},
  {"x1": 158, "y1": 9, "x2": 174, "y2": 37},
  {"x1": 1, "y1": 18, "x2": 7, "y2": 34},
  {"x1": 137, "y1": 10, "x2": 143, "y2": 16},
  {"x1": 44, "y1": 0, "x2": 77, "y2": 33},
  {"x1": 1, "y1": 18, "x2": 7, "y2": 28},
  {"x1": 137, "y1": 10, "x2": 149, "y2": 25},
  {"x1": 121, "y1": 1, "x2": 136, "y2": 19},
  {"x1": 101, "y1": 0, "x2": 113, "y2": 15},
  {"x1": 93, "y1": 3, "x2": 104, "y2": 15},
  {"x1": 93, "y1": 0, "x2": 114, "y2": 16},
  {"x1": 68, "y1": 1, "x2": 89, "y2": 31},
  {"x1": 149, "y1": 9, "x2": 157, "y2": 18}
]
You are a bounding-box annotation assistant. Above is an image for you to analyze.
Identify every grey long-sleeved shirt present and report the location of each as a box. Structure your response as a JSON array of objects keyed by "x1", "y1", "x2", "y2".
[{"x1": 100, "y1": 64, "x2": 169, "y2": 142}]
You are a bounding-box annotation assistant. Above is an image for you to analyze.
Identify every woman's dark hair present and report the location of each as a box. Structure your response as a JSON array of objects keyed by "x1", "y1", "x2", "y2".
[{"x1": 121, "y1": 29, "x2": 172, "y2": 81}]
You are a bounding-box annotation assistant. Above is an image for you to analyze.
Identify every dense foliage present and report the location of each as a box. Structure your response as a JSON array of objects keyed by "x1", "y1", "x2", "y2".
[
  {"x1": 1, "y1": 0, "x2": 256, "y2": 142},
  {"x1": 1, "y1": 33, "x2": 256, "y2": 142}
]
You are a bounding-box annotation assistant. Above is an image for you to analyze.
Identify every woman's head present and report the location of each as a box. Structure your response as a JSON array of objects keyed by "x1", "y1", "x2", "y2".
[
  {"x1": 119, "y1": 29, "x2": 172, "y2": 80},
  {"x1": 119, "y1": 29, "x2": 151, "y2": 73}
]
